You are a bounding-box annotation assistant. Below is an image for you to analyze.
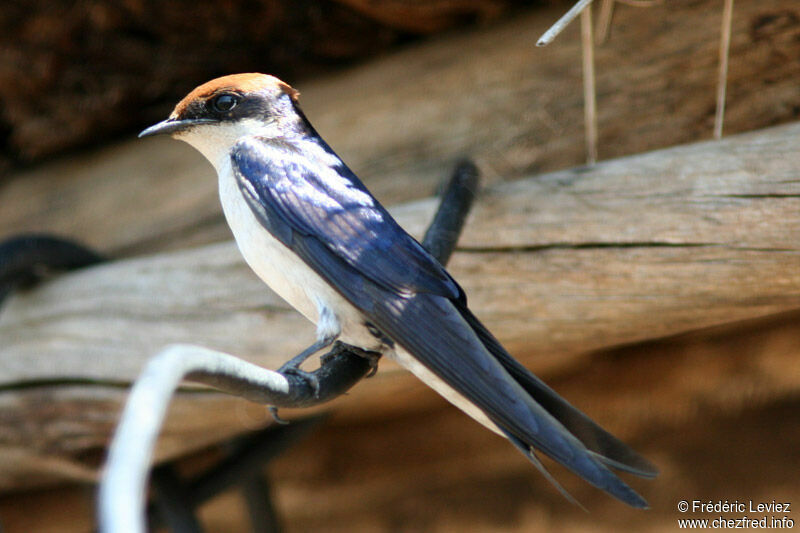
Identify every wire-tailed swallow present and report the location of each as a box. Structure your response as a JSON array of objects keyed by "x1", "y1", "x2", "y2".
[{"x1": 140, "y1": 73, "x2": 657, "y2": 507}]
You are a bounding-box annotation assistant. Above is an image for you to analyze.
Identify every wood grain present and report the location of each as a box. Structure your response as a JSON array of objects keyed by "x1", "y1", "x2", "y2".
[
  {"x1": 2, "y1": 0, "x2": 799, "y2": 256},
  {"x1": 1, "y1": 123, "x2": 800, "y2": 490}
]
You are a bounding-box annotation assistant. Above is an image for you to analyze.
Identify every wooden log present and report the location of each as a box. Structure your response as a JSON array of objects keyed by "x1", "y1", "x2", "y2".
[
  {"x1": 1, "y1": 123, "x2": 800, "y2": 490},
  {"x1": 2, "y1": 0, "x2": 799, "y2": 256},
  {"x1": 4, "y1": 123, "x2": 800, "y2": 382}
]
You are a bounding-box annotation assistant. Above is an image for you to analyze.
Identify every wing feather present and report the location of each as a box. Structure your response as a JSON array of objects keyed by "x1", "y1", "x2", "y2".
[{"x1": 232, "y1": 137, "x2": 461, "y2": 301}]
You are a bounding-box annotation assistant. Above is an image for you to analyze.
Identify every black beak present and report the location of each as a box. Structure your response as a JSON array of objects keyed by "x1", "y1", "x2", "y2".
[{"x1": 138, "y1": 118, "x2": 217, "y2": 138}]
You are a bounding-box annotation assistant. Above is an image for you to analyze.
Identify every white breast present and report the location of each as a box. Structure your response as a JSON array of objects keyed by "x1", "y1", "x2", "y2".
[{"x1": 217, "y1": 157, "x2": 382, "y2": 350}]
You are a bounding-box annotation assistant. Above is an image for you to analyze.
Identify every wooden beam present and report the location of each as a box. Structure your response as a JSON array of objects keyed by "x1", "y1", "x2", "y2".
[
  {"x1": 1, "y1": 0, "x2": 798, "y2": 256},
  {"x1": 4, "y1": 122, "x2": 800, "y2": 383},
  {"x1": 1, "y1": 123, "x2": 800, "y2": 489}
]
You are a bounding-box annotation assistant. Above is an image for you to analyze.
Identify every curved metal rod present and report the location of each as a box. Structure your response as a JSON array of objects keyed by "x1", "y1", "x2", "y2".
[{"x1": 98, "y1": 161, "x2": 479, "y2": 533}]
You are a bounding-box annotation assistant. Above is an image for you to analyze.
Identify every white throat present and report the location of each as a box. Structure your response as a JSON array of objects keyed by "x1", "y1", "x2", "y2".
[{"x1": 175, "y1": 119, "x2": 281, "y2": 172}]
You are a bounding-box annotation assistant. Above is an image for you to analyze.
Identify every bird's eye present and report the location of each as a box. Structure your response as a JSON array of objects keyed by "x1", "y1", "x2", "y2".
[{"x1": 211, "y1": 93, "x2": 239, "y2": 113}]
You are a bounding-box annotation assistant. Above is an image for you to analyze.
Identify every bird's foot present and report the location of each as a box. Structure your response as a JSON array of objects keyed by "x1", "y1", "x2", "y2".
[
  {"x1": 362, "y1": 351, "x2": 381, "y2": 378},
  {"x1": 268, "y1": 364, "x2": 321, "y2": 424},
  {"x1": 319, "y1": 341, "x2": 347, "y2": 366},
  {"x1": 278, "y1": 363, "x2": 321, "y2": 398}
]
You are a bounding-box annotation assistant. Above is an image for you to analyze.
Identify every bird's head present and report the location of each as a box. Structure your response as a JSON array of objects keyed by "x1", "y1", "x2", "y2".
[{"x1": 139, "y1": 73, "x2": 301, "y2": 167}]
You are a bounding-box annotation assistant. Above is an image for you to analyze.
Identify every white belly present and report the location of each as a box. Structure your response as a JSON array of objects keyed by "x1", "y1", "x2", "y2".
[
  {"x1": 218, "y1": 162, "x2": 380, "y2": 349},
  {"x1": 389, "y1": 347, "x2": 503, "y2": 436}
]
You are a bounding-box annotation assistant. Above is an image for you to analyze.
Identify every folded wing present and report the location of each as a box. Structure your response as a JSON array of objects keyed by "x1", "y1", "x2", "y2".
[{"x1": 231, "y1": 135, "x2": 654, "y2": 507}]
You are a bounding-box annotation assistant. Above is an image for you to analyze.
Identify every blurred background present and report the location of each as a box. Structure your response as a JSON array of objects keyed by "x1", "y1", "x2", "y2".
[{"x1": 1, "y1": 0, "x2": 799, "y2": 531}]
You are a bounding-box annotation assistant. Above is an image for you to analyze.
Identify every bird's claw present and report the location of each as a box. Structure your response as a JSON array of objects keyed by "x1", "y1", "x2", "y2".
[
  {"x1": 279, "y1": 365, "x2": 321, "y2": 399},
  {"x1": 354, "y1": 348, "x2": 381, "y2": 378},
  {"x1": 268, "y1": 406, "x2": 289, "y2": 425},
  {"x1": 365, "y1": 356, "x2": 379, "y2": 378}
]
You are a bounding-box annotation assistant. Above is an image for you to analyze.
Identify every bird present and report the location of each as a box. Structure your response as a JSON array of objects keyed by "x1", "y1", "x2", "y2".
[{"x1": 140, "y1": 73, "x2": 657, "y2": 507}]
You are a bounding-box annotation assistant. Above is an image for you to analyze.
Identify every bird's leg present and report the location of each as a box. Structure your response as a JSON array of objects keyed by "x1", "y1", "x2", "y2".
[
  {"x1": 270, "y1": 308, "x2": 341, "y2": 423},
  {"x1": 270, "y1": 340, "x2": 381, "y2": 424},
  {"x1": 276, "y1": 335, "x2": 336, "y2": 391},
  {"x1": 270, "y1": 339, "x2": 335, "y2": 425},
  {"x1": 279, "y1": 304, "x2": 340, "y2": 385}
]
